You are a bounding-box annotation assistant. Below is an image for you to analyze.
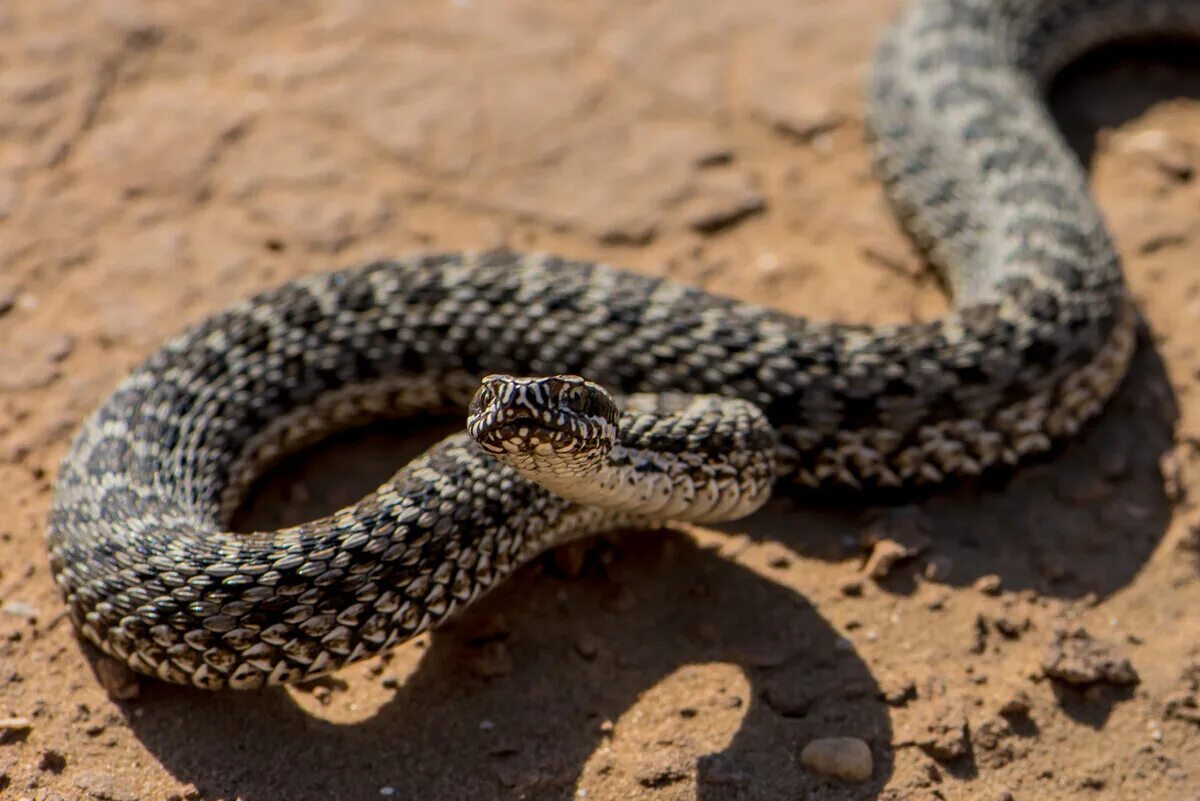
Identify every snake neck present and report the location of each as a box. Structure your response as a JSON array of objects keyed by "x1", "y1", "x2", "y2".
[
  {"x1": 502, "y1": 441, "x2": 776, "y2": 525},
  {"x1": 491, "y1": 395, "x2": 780, "y2": 525}
]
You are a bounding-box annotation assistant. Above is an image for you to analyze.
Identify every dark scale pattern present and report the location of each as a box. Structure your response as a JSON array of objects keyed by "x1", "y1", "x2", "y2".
[{"x1": 46, "y1": 0, "x2": 1184, "y2": 687}]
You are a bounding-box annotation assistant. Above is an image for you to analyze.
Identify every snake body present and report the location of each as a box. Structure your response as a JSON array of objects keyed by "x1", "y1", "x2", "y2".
[{"x1": 46, "y1": 0, "x2": 1192, "y2": 689}]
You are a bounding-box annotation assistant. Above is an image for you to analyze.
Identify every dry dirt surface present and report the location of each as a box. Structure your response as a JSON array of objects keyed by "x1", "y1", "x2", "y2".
[{"x1": 1, "y1": 1, "x2": 1199, "y2": 800}]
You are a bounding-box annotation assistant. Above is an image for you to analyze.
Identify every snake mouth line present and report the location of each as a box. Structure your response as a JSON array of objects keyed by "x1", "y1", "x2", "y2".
[{"x1": 473, "y1": 417, "x2": 576, "y2": 450}]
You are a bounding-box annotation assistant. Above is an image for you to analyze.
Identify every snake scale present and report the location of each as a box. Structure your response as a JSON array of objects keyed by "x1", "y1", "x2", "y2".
[{"x1": 46, "y1": 0, "x2": 1194, "y2": 690}]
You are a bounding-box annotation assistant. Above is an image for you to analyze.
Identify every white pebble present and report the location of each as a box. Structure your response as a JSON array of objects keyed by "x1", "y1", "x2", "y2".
[{"x1": 1, "y1": 601, "x2": 37, "y2": 620}]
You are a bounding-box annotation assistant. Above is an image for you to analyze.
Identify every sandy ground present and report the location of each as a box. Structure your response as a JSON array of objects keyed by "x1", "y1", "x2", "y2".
[{"x1": 1, "y1": 1, "x2": 1199, "y2": 799}]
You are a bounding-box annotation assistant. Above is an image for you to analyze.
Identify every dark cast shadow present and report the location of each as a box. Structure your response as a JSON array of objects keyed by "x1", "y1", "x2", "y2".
[{"x1": 733, "y1": 338, "x2": 1178, "y2": 601}]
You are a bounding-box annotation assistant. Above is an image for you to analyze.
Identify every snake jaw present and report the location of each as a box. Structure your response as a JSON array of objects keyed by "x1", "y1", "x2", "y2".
[{"x1": 467, "y1": 374, "x2": 619, "y2": 478}]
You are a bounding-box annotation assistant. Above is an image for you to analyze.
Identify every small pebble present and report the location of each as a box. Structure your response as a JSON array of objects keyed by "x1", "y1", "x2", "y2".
[
  {"x1": 0, "y1": 717, "x2": 32, "y2": 735},
  {"x1": 0, "y1": 601, "x2": 38, "y2": 621},
  {"x1": 38, "y1": 749, "x2": 66, "y2": 774},
  {"x1": 862, "y1": 539, "x2": 913, "y2": 579},
  {"x1": 973, "y1": 574, "x2": 1002, "y2": 595},
  {"x1": 999, "y1": 688, "x2": 1033, "y2": 717},
  {"x1": 573, "y1": 633, "x2": 600, "y2": 661},
  {"x1": 761, "y1": 682, "x2": 812, "y2": 718},
  {"x1": 1160, "y1": 450, "x2": 1185, "y2": 503},
  {"x1": 879, "y1": 673, "x2": 916, "y2": 706},
  {"x1": 860, "y1": 507, "x2": 932, "y2": 581},
  {"x1": 800, "y1": 737, "x2": 873, "y2": 782}
]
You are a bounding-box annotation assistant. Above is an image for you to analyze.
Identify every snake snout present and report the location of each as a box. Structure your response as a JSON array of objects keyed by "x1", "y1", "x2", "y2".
[{"x1": 467, "y1": 374, "x2": 619, "y2": 468}]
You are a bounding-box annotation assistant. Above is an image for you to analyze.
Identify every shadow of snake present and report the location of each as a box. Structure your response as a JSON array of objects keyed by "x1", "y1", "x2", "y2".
[{"x1": 118, "y1": 524, "x2": 893, "y2": 801}]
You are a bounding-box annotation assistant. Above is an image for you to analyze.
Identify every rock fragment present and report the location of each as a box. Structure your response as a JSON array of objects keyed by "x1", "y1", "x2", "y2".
[
  {"x1": 878, "y1": 672, "x2": 917, "y2": 706},
  {"x1": 74, "y1": 770, "x2": 139, "y2": 801},
  {"x1": 0, "y1": 717, "x2": 31, "y2": 744},
  {"x1": 760, "y1": 681, "x2": 811, "y2": 718},
  {"x1": 1040, "y1": 628, "x2": 1139, "y2": 686},
  {"x1": 860, "y1": 507, "x2": 931, "y2": 579},
  {"x1": 916, "y1": 703, "x2": 970, "y2": 761},
  {"x1": 998, "y1": 688, "x2": 1033, "y2": 717},
  {"x1": 1163, "y1": 661, "x2": 1200, "y2": 725},
  {"x1": 573, "y1": 632, "x2": 599, "y2": 661},
  {"x1": 38, "y1": 748, "x2": 67, "y2": 773},
  {"x1": 973, "y1": 574, "x2": 1003, "y2": 595},
  {"x1": 634, "y1": 752, "x2": 691, "y2": 788},
  {"x1": 683, "y1": 172, "x2": 765, "y2": 233},
  {"x1": 800, "y1": 737, "x2": 873, "y2": 782},
  {"x1": 1160, "y1": 448, "x2": 1186, "y2": 503},
  {"x1": 909, "y1": 677, "x2": 970, "y2": 761}
]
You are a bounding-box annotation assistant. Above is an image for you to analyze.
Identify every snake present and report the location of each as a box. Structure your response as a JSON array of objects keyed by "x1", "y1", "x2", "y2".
[{"x1": 44, "y1": 0, "x2": 1189, "y2": 690}]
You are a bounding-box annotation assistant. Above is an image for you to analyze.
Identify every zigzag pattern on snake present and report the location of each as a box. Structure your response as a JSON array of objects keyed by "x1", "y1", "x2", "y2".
[{"x1": 47, "y1": 0, "x2": 1191, "y2": 689}]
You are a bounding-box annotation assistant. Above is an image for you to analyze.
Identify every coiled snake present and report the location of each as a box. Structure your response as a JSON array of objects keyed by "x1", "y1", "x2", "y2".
[{"x1": 47, "y1": 0, "x2": 1189, "y2": 689}]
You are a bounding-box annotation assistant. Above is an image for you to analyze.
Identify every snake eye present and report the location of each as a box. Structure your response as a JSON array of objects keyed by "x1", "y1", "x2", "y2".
[
  {"x1": 564, "y1": 385, "x2": 590, "y2": 412},
  {"x1": 469, "y1": 382, "x2": 497, "y2": 417}
]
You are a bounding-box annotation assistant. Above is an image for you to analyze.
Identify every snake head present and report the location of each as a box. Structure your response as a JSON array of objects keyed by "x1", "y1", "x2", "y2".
[{"x1": 467, "y1": 374, "x2": 620, "y2": 477}]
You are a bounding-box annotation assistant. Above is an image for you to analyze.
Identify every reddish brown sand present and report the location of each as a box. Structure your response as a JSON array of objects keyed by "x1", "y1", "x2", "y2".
[{"x1": 1, "y1": 2, "x2": 1199, "y2": 799}]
